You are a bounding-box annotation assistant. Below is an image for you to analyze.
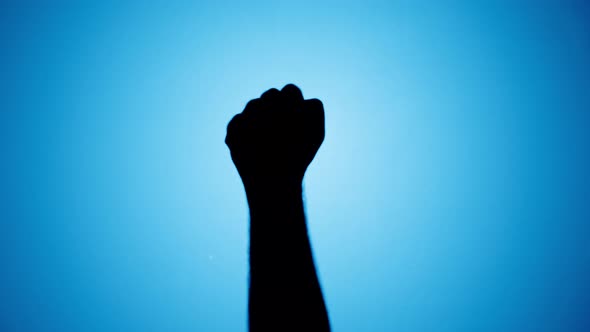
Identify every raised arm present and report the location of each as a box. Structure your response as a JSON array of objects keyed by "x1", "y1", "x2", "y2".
[{"x1": 225, "y1": 84, "x2": 330, "y2": 332}]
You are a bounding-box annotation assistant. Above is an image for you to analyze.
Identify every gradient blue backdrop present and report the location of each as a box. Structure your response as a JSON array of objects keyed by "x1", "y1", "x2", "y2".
[{"x1": 3, "y1": 1, "x2": 590, "y2": 331}]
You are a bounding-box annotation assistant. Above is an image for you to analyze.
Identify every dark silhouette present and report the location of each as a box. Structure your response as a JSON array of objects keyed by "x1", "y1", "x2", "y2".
[{"x1": 225, "y1": 84, "x2": 331, "y2": 331}]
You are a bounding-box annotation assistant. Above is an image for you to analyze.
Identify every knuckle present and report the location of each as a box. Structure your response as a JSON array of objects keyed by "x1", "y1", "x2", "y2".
[
  {"x1": 228, "y1": 113, "x2": 242, "y2": 126},
  {"x1": 260, "y1": 88, "x2": 280, "y2": 99},
  {"x1": 281, "y1": 84, "x2": 303, "y2": 98},
  {"x1": 226, "y1": 114, "x2": 243, "y2": 137},
  {"x1": 243, "y1": 98, "x2": 262, "y2": 115},
  {"x1": 305, "y1": 98, "x2": 324, "y2": 111},
  {"x1": 283, "y1": 83, "x2": 299, "y2": 90}
]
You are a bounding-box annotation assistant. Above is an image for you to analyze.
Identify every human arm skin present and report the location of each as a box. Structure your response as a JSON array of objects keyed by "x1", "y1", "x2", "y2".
[{"x1": 225, "y1": 84, "x2": 331, "y2": 332}]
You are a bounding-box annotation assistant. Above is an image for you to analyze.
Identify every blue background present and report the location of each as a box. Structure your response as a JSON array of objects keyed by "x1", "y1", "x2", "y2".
[{"x1": 3, "y1": 1, "x2": 590, "y2": 331}]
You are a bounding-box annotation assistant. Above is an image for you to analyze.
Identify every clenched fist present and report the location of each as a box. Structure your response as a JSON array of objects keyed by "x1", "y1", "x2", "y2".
[{"x1": 225, "y1": 84, "x2": 325, "y2": 189}]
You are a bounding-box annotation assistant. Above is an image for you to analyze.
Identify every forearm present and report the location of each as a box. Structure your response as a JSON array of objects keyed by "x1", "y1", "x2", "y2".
[
  {"x1": 246, "y1": 181, "x2": 330, "y2": 331},
  {"x1": 247, "y1": 182, "x2": 313, "y2": 278}
]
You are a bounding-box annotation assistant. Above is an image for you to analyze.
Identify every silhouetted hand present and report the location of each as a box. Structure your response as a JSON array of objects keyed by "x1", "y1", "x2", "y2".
[{"x1": 225, "y1": 84, "x2": 324, "y2": 189}]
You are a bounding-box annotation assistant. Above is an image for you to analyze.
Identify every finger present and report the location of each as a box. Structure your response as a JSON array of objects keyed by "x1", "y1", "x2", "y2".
[
  {"x1": 303, "y1": 98, "x2": 324, "y2": 118},
  {"x1": 281, "y1": 84, "x2": 304, "y2": 107},
  {"x1": 259, "y1": 88, "x2": 282, "y2": 113},
  {"x1": 225, "y1": 113, "x2": 243, "y2": 147},
  {"x1": 302, "y1": 98, "x2": 325, "y2": 139},
  {"x1": 243, "y1": 98, "x2": 263, "y2": 115},
  {"x1": 260, "y1": 88, "x2": 280, "y2": 101}
]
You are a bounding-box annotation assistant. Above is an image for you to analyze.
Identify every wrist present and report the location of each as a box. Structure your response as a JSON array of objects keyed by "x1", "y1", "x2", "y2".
[
  {"x1": 243, "y1": 173, "x2": 302, "y2": 197},
  {"x1": 245, "y1": 177, "x2": 302, "y2": 207}
]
